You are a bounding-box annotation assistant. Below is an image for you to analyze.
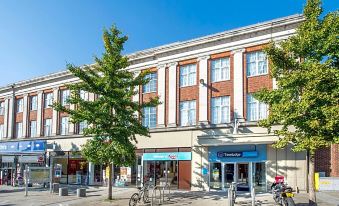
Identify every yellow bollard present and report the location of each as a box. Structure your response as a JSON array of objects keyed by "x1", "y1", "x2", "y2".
[{"x1": 314, "y1": 172, "x2": 319, "y2": 191}]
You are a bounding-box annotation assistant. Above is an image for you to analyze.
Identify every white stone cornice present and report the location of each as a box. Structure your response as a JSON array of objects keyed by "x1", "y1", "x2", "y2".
[
  {"x1": 157, "y1": 64, "x2": 166, "y2": 69},
  {"x1": 167, "y1": 62, "x2": 178, "y2": 67},
  {"x1": 231, "y1": 48, "x2": 245, "y2": 54},
  {"x1": 198, "y1": 55, "x2": 209, "y2": 61}
]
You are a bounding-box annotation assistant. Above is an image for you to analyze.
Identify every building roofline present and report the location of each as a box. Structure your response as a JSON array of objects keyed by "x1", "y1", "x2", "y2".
[{"x1": 0, "y1": 14, "x2": 304, "y2": 92}]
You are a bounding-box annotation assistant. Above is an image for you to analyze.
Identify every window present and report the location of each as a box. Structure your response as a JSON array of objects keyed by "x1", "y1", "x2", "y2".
[
  {"x1": 79, "y1": 120, "x2": 88, "y2": 134},
  {"x1": 60, "y1": 117, "x2": 69, "y2": 135},
  {"x1": 180, "y1": 64, "x2": 196, "y2": 87},
  {"x1": 16, "y1": 98, "x2": 23, "y2": 113},
  {"x1": 61, "y1": 90, "x2": 70, "y2": 106},
  {"x1": 80, "y1": 90, "x2": 89, "y2": 100},
  {"x1": 180, "y1": 100, "x2": 196, "y2": 126},
  {"x1": 211, "y1": 57, "x2": 230, "y2": 82},
  {"x1": 247, "y1": 94, "x2": 268, "y2": 121},
  {"x1": 0, "y1": 101, "x2": 4, "y2": 115},
  {"x1": 44, "y1": 119, "x2": 52, "y2": 137},
  {"x1": 0, "y1": 124, "x2": 4, "y2": 139},
  {"x1": 29, "y1": 121, "x2": 37, "y2": 137},
  {"x1": 143, "y1": 73, "x2": 157, "y2": 93},
  {"x1": 16, "y1": 122, "x2": 23, "y2": 138},
  {"x1": 211, "y1": 96, "x2": 230, "y2": 124},
  {"x1": 246, "y1": 51, "x2": 268, "y2": 77},
  {"x1": 30, "y1": 96, "x2": 38, "y2": 111},
  {"x1": 142, "y1": 107, "x2": 156, "y2": 128},
  {"x1": 44, "y1": 93, "x2": 53, "y2": 108}
]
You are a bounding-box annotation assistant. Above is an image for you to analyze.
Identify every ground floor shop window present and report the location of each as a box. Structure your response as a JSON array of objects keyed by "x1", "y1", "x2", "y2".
[
  {"x1": 210, "y1": 163, "x2": 222, "y2": 190},
  {"x1": 143, "y1": 160, "x2": 178, "y2": 188},
  {"x1": 252, "y1": 162, "x2": 266, "y2": 192}
]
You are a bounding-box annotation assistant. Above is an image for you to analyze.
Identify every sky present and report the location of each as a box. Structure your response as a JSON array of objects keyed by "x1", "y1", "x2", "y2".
[{"x1": 0, "y1": 0, "x2": 338, "y2": 87}]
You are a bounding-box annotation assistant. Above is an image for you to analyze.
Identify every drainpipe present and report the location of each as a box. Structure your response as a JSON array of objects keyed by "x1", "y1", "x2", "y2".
[{"x1": 11, "y1": 84, "x2": 16, "y2": 138}]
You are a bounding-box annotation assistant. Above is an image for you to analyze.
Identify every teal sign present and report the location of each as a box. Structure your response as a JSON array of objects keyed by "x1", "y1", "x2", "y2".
[{"x1": 143, "y1": 152, "x2": 191, "y2": 161}]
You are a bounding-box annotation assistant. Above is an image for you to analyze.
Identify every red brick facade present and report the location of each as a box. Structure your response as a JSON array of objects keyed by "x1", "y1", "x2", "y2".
[{"x1": 315, "y1": 144, "x2": 339, "y2": 177}]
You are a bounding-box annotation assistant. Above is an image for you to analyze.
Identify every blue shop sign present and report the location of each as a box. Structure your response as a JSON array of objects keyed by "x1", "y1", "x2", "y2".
[
  {"x1": 143, "y1": 152, "x2": 191, "y2": 161},
  {"x1": 0, "y1": 140, "x2": 46, "y2": 153},
  {"x1": 209, "y1": 144, "x2": 267, "y2": 162}
]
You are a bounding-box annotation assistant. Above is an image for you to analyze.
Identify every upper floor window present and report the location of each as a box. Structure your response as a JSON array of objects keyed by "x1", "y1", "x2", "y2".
[
  {"x1": 44, "y1": 93, "x2": 53, "y2": 108},
  {"x1": 143, "y1": 73, "x2": 157, "y2": 93},
  {"x1": 247, "y1": 94, "x2": 268, "y2": 121},
  {"x1": 30, "y1": 95, "x2": 38, "y2": 111},
  {"x1": 211, "y1": 96, "x2": 230, "y2": 124},
  {"x1": 0, "y1": 101, "x2": 4, "y2": 115},
  {"x1": 16, "y1": 122, "x2": 23, "y2": 138},
  {"x1": 246, "y1": 51, "x2": 268, "y2": 77},
  {"x1": 180, "y1": 64, "x2": 196, "y2": 87},
  {"x1": 16, "y1": 98, "x2": 23, "y2": 113},
  {"x1": 29, "y1": 120, "x2": 37, "y2": 137},
  {"x1": 180, "y1": 100, "x2": 196, "y2": 126},
  {"x1": 142, "y1": 107, "x2": 156, "y2": 128},
  {"x1": 61, "y1": 90, "x2": 70, "y2": 106},
  {"x1": 80, "y1": 90, "x2": 89, "y2": 101},
  {"x1": 211, "y1": 57, "x2": 230, "y2": 82},
  {"x1": 44, "y1": 118, "x2": 52, "y2": 137},
  {"x1": 0, "y1": 124, "x2": 4, "y2": 139},
  {"x1": 79, "y1": 120, "x2": 88, "y2": 134},
  {"x1": 60, "y1": 117, "x2": 69, "y2": 135}
]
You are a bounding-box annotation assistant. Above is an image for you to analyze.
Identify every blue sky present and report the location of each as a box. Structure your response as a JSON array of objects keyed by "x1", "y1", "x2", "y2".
[{"x1": 0, "y1": 0, "x2": 337, "y2": 87}]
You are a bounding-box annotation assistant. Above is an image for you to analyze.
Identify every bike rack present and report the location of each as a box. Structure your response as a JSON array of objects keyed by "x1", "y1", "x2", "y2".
[{"x1": 151, "y1": 184, "x2": 171, "y2": 205}]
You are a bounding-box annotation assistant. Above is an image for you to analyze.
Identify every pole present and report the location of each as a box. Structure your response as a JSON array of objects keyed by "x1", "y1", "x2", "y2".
[
  {"x1": 24, "y1": 165, "x2": 28, "y2": 197},
  {"x1": 49, "y1": 155, "x2": 53, "y2": 193},
  {"x1": 228, "y1": 188, "x2": 232, "y2": 206},
  {"x1": 251, "y1": 186, "x2": 255, "y2": 206}
]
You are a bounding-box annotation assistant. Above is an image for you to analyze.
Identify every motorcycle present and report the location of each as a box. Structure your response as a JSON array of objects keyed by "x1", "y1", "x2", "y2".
[{"x1": 271, "y1": 176, "x2": 296, "y2": 206}]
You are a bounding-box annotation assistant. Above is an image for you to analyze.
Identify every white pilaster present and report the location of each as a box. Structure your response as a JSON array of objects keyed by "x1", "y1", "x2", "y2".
[
  {"x1": 52, "y1": 87, "x2": 59, "y2": 136},
  {"x1": 3, "y1": 98, "x2": 9, "y2": 138},
  {"x1": 36, "y1": 91, "x2": 43, "y2": 137},
  {"x1": 7, "y1": 97, "x2": 14, "y2": 138},
  {"x1": 68, "y1": 103, "x2": 75, "y2": 134},
  {"x1": 157, "y1": 64, "x2": 166, "y2": 127},
  {"x1": 232, "y1": 49, "x2": 245, "y2": 119},
  {"x1": 167, "y1": 62, "x2": 177, "y2": 127},
  {"x1": 132, "y1": 71, "x2": 140, "y2": 118},
  {"x1": 22, "y1": 94, "x2": 28, "y2": 138},
  {"x1": 198, "y1": 56, "x2": 209, "y2": 125}
]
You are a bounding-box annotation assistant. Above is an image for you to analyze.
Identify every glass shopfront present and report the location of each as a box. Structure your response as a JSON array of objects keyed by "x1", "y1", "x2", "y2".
[{"x1": 208, "y1": 144, "x2": 267, "y2": 192}]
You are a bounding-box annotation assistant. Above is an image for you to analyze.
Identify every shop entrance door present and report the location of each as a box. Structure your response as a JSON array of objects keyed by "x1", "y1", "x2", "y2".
[
  {"x1": 223, "y1": 163, "x2": 235, "y2": 189},
  {"x1": 236, "y1": 163, "x2": 249, "y2": 191}
]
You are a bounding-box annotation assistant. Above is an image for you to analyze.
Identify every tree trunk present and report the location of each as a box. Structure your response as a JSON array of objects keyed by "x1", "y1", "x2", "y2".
[
  {"x1": 107, "y1": 163, "x2": 113, "y2": 200},
  {"x1": 308, "y1": 153, "x2": 317, "y2": 205}
]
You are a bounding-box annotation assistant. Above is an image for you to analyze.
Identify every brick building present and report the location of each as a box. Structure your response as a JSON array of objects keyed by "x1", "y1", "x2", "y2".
[{"x1": 1, "y1": 14, "x2": 331, "y2": 191}]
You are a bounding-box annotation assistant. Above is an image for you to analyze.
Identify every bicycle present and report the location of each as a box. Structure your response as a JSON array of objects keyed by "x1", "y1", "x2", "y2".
[{"x1": 129, "y1": 184, "x2": 151, "y2": 206}]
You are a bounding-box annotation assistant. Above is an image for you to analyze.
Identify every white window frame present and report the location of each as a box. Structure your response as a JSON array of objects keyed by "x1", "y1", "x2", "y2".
[
  {"x1": 246, "y1": 51, "x2": 268, "y2": 77},
  {"x1": 142, "y1": 107, "x2": 156, "y2": 128},
  {"x1": 180, "y1": 100, "x2": 196, "y2": 126},
  {"x1": 61, "y1": 90, "x2": 70, "y2": 106},
  {"x1": 30, "y1": 96, "x2": 38, "y2": 111},
  {"x1": 0, "y1": 101, "x2": 4, "y2": 115},
  {"x1": 44, "y1": 119, "x2": 52, "y2": 137},
  {"x1": 211, "y1": 57, "x2": 230, "y2": 82},
  {"x1": 44, "y1": 93, "x2": 53, "y2": 108},
  {"x1": 80, "y1": 90, "x2": 89, "y2": 101},
  {"x1": 247, "y1": 94, "x2": 268, "y2": 121},
  {"x1": 0, "y1": 124, "x2": 4, "y2": 139},
  {"x1": 143, "y1": 73, "x2": 157, "y2": 93},
  {"x1": 60, "y1": 116, "x2": 69, "y2": 135},
  {"x1": 16, "y1": 98, "x2": 23, "y2": 113},
  {"x1": 16, "y1": 122, "x2": 23, "y2": 138},
  {"x1": 79, "y1": 120, "x2": 88, "y2": 134},
  {"x1": 211, "y1": 96, "x2": 230, "y2": 124},
  {"x1": 29, "y1": 120, "x2": 37, "y2": 137},
  {"x1": 180, "y1": 64, "x2": 197, "y2": 87}
]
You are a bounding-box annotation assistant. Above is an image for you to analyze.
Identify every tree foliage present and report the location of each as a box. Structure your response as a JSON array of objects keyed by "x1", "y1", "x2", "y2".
[
  {"x1": 255, "y1": 0, "x2": 339, "y2": 153},
  {"x1": 53, "y1": 25, "x2": 160, "y2": 167}
]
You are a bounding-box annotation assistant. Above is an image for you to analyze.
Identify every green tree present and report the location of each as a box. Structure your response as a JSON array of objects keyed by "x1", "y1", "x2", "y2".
[
  {"x1": 254, "y1": 0, "x2": 338, "y2": 205},
  {"x1": 53, "y1": 26, "x2": 159, "y2": 200}
]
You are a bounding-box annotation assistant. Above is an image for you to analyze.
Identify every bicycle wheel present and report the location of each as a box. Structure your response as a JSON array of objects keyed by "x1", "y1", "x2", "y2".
[
  {"x1": 129, "y1": 193, "x2": 139, "y2": 206},
  {"x1": 143, "y1": 188, "x2": 150, "y2": 203}
]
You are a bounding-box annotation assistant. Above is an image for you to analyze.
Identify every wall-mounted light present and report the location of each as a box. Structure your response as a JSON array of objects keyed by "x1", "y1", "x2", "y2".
[{"x1": 199, "y1": 79, "x2": 205, "y2": 84}]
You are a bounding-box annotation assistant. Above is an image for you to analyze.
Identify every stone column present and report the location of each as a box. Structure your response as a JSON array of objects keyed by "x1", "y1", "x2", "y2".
[
  {"x1": 3, "y1": 98, "x2": 9, "y2": 138},
  {"x1": 232, "y1": 48, "x2": 245, "y2": 119},
  {"x1": 36, "y1": 91, "x2": 43, "y2": 137},
  {"x1": 157, "y1": 64, "x2": 166, "y2": 127},
  {"x1": 198, "y1": 56, "x2": 209, "y2": 125},
  {"x1": 22, "y1": 94, "x2": 28, "y2": 138},
  {"x1": 7, "y1": 97, "x2": 14, "y2": 138},
  {"x1": 167, "y1": 62, "x2": 177, "y2": 127},
  {"x1": 52, "y1": 87, "x2": 59, "y2": 136}
]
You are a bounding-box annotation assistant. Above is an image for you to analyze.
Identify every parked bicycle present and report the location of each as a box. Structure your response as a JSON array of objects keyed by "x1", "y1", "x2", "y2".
[{"x1": 129, "y1": 183, "x2": 151, "y2": 206}]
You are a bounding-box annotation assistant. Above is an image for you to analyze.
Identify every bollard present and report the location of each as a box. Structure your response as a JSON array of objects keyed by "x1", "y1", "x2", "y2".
[
  {"x1": 228, "y1": 188, "x2": 233, "y2": 206},
  {"x1": 77, "y1": 188, "x2": 86, "y2": 197},
  {"x1": 53, "y1": 183, "x2": 60, "y2": 193},
  {"x1": 59, "y1": 187, "x2": 68, "y2": 196},
  {"x1": 251, "y1": 187, "x2": 255, "y2": 206}
]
